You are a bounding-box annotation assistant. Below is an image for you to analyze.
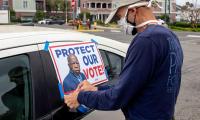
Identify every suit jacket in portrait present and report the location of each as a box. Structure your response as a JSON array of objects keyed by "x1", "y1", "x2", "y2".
[{"x1": 63, "y1": 71, "x2": 86, "y2": 92}]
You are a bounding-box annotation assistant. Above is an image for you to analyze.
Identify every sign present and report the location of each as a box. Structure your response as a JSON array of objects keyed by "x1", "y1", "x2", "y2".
[
  {"x1": 49, "y1": 42, "x2": 108, "y2": 94},
  {"x1": 0, "y1": 10, "x2": 9, "y2": 24},
  {"x1": 71, "y1": 0, "x2": 75, "y2": 8}
]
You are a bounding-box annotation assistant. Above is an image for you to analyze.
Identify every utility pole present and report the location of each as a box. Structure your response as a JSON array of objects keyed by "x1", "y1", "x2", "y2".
[
  {"x1": 72, "y1": 0, "x2": 75, "y2": 20},
  {"x1": 165, "y1": 0, "x2": 167, "y2": 22},
  {"x1": 168, "y1": 0, "x2": 170, "y2": 23},
  {"x1": 65, "y1": 0, "x2": 68, "y2": 23}
]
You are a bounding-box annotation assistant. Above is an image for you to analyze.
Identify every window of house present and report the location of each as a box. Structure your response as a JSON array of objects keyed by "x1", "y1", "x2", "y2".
[
  {"x1": 23, "y1": 1, "x2": 28, "y2": 8},
  {"x1": 102, "y1": 3, "x2": 107, "y2": 8},
  {"x1": 97, "y1": 3, "x2": 101, "y2": 8},
  {"x1": 0, "y1": 55, "x2": 31, "y2": 120},
  {"x1": 108, "y1": 3, "x2": 112, "y2": 8},
  {"x1": 87, "y1": 3, "x2": 89, "y2": 8},
  {"x1": 2, "y1": 0, "x2": 8, "y2": 6},
  {"x1": 91, "y1": 3, "x2": 95, "y2": 8}
]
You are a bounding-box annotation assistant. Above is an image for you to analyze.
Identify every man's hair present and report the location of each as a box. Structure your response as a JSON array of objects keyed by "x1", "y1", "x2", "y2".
[{"x1": 67, "y1": 54, "x2": 78, "y2": 64}]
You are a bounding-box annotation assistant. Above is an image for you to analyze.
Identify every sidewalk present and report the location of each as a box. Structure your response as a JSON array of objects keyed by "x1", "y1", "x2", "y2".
[{"x1": 94, "y1": 25, "x2": 120, "y2": 30}]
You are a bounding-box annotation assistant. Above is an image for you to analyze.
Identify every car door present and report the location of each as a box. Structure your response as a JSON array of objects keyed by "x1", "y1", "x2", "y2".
[
  {"x1": 36, "y1": 41, "x2": 126, "y2": 120},
  {"x1": 82, "y1": 49, "x2": 125, "y2": 120},
  {"x1": 0, "y1": 45, "x2": 52, "y2": 120}
]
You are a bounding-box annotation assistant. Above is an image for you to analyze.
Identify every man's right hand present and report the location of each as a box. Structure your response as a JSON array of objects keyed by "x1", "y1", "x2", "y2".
[{"x1": 77, "y1": 80, "x2": 97, "y2": 92}]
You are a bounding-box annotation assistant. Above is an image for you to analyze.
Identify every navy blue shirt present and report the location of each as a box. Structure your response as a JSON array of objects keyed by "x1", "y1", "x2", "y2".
[{"x1": 78, "y1": 25, "x2": 183, "y2": 120}]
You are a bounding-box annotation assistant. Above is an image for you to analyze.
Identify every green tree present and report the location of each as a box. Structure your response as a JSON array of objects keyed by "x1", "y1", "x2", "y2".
[
  {"x1": 10, "y1": 9, "x2": 16, "y2": 22},
  {"x1": 34, "y1": 10, "x2": 46, "y2": 22},
  {"x1": 159, "y1": 14, "x2": 169, "y2": 23},
  {"x1": 181, "y1": 1, "x2": 200, "y2": 28},
  {"x1": 79, "y1": 12, "x2": 91, "y2": 21}
]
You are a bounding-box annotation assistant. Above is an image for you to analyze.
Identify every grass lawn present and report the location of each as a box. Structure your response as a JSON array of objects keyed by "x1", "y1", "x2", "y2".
[{"x1": 169, "y1": 26, "x2": 200, "y2": 32}]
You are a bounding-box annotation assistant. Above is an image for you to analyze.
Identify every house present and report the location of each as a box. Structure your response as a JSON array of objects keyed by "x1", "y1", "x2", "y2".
[
  {"x1": 78, "y1": 0, "x2": 177, "y2": 23},
  {"x1": 0, "y1": 0, "x2": 36, "y2": 21},
  {"x1": 0, "y1": 0, "x2": 12, "y2": 10},
  {"x1": 80, "y1": 0, "x2": 112, "y2": 22},
  {"x1": 36, "y1": 0, "x2": 46, "y2": 11}
]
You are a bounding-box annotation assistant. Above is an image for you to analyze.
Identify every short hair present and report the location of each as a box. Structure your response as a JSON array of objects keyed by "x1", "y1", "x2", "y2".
[{"x1": 67, "y1": 54, "x2": 78, "y2": 63}]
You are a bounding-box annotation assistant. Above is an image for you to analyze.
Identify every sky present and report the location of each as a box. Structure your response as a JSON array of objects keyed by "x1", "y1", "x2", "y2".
[{"x1": 176, "y1": 0, "x2": 199, "y2": 6}]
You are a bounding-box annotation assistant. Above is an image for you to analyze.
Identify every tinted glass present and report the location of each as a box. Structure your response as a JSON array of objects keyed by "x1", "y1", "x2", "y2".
[
  {"x1": 99, "y1": 50, "x2": 124, "y2": 84},
  {"x1": 0, "y1": 55, "x2": 30, "y2": 120},
  {"x1": 39, "y1": 51, "x2": 86, "y2": 120}
]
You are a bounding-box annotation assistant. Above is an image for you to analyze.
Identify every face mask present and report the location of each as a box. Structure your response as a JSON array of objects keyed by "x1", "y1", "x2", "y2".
[
  {"x1": 127, "y1": 14, "x2": 137, "y2": 35},
  {"x1": 118, "y1": 17, "x2": 137, "y2": 36}
]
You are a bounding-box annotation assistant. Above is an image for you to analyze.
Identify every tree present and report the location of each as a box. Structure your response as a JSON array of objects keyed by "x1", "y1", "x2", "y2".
[
  {"x1": 79, "y1": 12, "x2": 91, "y2": 21},
  {"x1": 181, "y1": 1, "x2": 200, "y2": 28},
  {"x1": 46, "y1": 0, "x2": 65, "y2": 12},
  {"x1": 34, "y1": 10, "x2": 46, "y2": 22},
  {"x1": 10, "y1": 9, "x2": 16, "y2": 22}
]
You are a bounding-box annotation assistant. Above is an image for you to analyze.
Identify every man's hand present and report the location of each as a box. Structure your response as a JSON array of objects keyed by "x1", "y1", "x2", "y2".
[
  {"x1": 64, "y1": 89, "x2": 80, "y2": 109},
  {"x1": 78, "y1": 80, "x2": 98, "y2": 92}
]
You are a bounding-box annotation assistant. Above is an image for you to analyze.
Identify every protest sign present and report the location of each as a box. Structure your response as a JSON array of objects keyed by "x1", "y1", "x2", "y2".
[{"x1": 49, "y1": 42, "x2": 108, "y2": 94}]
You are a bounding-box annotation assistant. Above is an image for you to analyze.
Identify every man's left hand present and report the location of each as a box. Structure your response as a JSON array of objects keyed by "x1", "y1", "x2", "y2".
[{"x1": 64, "y1": 89, "x2": 80, "y2": 109}]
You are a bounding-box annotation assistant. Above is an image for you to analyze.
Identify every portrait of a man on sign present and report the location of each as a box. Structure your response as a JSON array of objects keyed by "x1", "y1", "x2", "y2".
[
  {"x1": 63, "y1": 54, "x2": 86, "y2": 92},
  {"x1": 49, "y1": 42, "x2": 108, "y2": 94}
]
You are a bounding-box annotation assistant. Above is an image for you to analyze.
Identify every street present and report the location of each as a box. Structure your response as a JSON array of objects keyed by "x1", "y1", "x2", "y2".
[{"x1": 2, "y1": 24, "x2": 200, "y2": 120}]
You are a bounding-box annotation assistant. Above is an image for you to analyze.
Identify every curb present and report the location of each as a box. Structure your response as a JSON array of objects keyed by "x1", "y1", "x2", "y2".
[
  {"x1": 94, "y1": 25, "x2": 120, "y2": 30},
  {"x1": 77, "y1": 29, "x2": 104, "y2": 32}
]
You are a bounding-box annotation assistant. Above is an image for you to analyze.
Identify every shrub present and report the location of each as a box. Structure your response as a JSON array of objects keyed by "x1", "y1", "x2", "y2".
[
  {"x1": 34, "y1": 10, "x2": 46, "y2": 22},
  {"x1": 159, "y1": 14, "x2": 169, "y2": 23},
  {"x1": 10, "y1": 9, "x2": 17, "y2": 22},
  {"x1": 96, "y1": 20, "x2": 104, "y2": 25},
  {"x1": 79, "y1": 12, "x2": 91, "y2": 21}
]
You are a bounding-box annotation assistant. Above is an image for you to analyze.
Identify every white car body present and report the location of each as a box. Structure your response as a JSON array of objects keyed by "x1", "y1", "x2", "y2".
[
  {"x1": 0, "y1": 31, "x2": 128, "y2": 58},
  {"x1": 38, "y1": 19, "x2": 52, "y2": 24},
  {"x1": 0, "y1": 26, "x2": 128, "y2": 120}
]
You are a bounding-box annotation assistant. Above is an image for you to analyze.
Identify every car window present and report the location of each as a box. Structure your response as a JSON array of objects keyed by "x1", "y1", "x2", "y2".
[
  {"x1": 99, "y1": 50, "x2": 124, "y2": 84},
  {"x1": 39, "y1": 51, "x2": 87, "y2": 120},
  {"x1": 38, "y1": 49, "x2": 124, "y2": 119},
  {"x1": 0, "y1": 55, "x2": 31, "y2": 120}
]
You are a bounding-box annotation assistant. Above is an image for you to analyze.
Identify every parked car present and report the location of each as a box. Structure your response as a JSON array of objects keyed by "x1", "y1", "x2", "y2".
[
  {"x1": 21, "y1": 22, "x2": 35, "y2": 26},
  {"x1": 21, "y1": 20, "x2": 35, "y2": 26},
  {"x1": 38, "y1": 19, "x2": 52, "y2": 24},
  {"x1": 49, "y1": 19, "x2": 66, "y2": 25},
  {"x1": 0, "y1": 29, "x2": 128, "y2": 120}
]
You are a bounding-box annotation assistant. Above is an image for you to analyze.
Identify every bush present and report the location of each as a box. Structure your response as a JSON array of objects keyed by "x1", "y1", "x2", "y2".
[
  {"x1": 173, "y1": 22, "x2": 191, "y2": 27},
  {"x1": 171, "y1": 22, "x2": 200, "y2": 28},
  {"x1": 169, "y1": 25, "x2": 200, "y2": 32},
  {"x1": 159, "y1": 14, "x2": 169, "y2": 23},
  {"x1": 96, "y1": 20, "x2": 104, "y2": 25},
  {"x1": 10, "y1": 9, "x2": 17, "y2": 22},
  {"x1": 79, "y1": 12, "x2": 91, "y2": 21},
  {"x1": 34, "y1": 10, "x2": 46, "y2": 22}
]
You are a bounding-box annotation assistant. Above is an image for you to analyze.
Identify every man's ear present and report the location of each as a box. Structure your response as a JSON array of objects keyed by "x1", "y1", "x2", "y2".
[
  {"x1": 129, "y1": 8, "x2": 137, "y2": 16},
  {"x1": 117, "y1": 6, "x2": 128, "y2": 18}
]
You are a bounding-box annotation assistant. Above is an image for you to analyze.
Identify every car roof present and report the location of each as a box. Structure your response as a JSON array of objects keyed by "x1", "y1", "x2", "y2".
[{"x1": 0, "y1": 26, "x2": 129, "y2": 53}]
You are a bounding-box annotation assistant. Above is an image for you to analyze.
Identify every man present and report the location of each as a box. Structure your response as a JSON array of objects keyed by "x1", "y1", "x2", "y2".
[
  {"x1": 64, "y1": 0, "x2": 183, "y2": 120},
  {"x1": 63, "y1": 54, "x2": 86, "y2": 92}
]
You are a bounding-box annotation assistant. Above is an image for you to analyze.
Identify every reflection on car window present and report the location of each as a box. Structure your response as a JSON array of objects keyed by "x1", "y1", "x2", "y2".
[
  {"x1": 100, "y1": 50, "x2": 109, "y2": 70},
  {"x1": 0, "y1": 55, "x2": 30, "y2": 120},
  {"x1": 99, "y1": 50, "x2": 124, "y2": 83}
]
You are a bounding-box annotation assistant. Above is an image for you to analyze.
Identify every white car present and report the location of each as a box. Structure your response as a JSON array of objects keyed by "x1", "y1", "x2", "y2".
[
  {"x1": 0, "y1": 27, "x2": 128, "y2": 120},
  {"x1": 38, "y1": 19, "x2": 52, "y2": 24}
]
